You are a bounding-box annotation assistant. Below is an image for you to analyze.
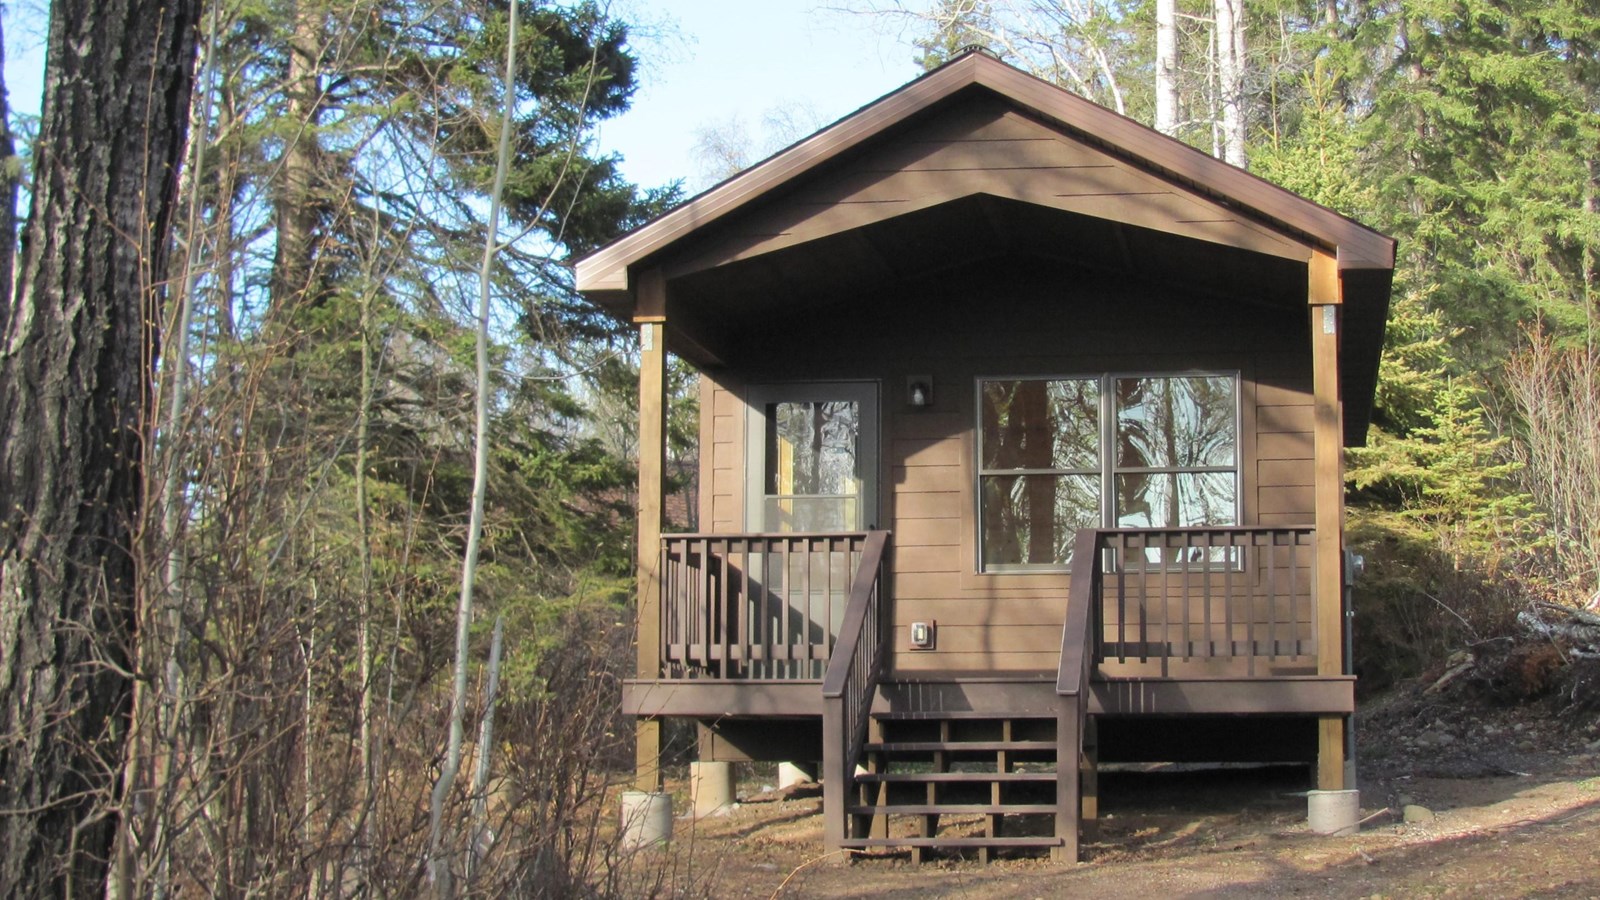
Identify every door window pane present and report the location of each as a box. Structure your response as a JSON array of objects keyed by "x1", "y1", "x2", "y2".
[{"x1": 765, "y1": 400, "x2": 861, "y2": 531}]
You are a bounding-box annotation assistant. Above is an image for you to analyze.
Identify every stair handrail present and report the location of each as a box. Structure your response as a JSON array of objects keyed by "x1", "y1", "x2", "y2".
[
  {"x1": 1053, "y1": 527, "x2": 1102, "y2": 863},
  {"x1": 820, "y1": 529, "x2": 891, "y2": 848},
  {"x1": 1057, "y1": 528, "x2": 1101, "y2": 700}
]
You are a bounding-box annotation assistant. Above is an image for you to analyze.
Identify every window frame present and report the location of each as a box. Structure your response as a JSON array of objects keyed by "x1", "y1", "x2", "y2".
[{"x1": 974, "y1": 370, "x2": 1242, "y2": 573}]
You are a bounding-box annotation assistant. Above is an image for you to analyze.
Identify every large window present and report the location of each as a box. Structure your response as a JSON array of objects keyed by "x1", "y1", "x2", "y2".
[{"x1": 978, "y1": 374, "x2": 1238, "y2": 570}]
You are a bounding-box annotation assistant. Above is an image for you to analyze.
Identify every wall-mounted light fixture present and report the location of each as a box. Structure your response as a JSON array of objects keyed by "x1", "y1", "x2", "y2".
[
  {"x1": 907, "y1": 375, "x2": 933, "y2": 409},
  {"x1": 910, "y1": 620, "x2": 936, "y2": 650}
]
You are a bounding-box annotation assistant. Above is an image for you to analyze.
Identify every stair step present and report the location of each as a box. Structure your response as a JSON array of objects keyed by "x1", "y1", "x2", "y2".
[
  {"x1": 840, "y1": 836, "x2": 1063, "y2": 849},
  {"x1": 854, "y1": 771, "x2": 1057, "y2": 784},
  {"x1": 865, "y1": 740, "x2": 1056, "y2": 753},
  {"x1": 846, "y1": 804, "x2": 1058, "y2": 815}
]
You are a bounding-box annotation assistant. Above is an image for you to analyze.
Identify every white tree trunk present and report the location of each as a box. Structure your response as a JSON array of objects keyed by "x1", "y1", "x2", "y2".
[
  {"x1": 1214, "y1": 0, "x2": 1247, "y2": 167},
  {"x1": 466, "y1": 616, "x2": 505, "y2": 883},
  {"x1": 1156, "y1": 0, "x2": 1179, "y2": 135},
  {"x1": 427, "y1": 1, "x2": 519, "y2": 894}
]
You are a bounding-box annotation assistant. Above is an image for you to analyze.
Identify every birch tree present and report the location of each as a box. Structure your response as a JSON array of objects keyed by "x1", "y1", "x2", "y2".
[
  {"x1": 1213, "y1": 0, "x2": 1246, "y2": 166},
  {"x1": 1155, "y1": 0, "x2": 1178, "y2": 134}
]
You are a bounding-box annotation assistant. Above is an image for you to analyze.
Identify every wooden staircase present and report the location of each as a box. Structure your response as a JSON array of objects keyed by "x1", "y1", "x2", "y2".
[
  {"x1": 838, "y1": 709, "x2": 1095, "y2": 862},
  {"x1": 821, "y1": 529, "x2": 1098, "y2": 863}
]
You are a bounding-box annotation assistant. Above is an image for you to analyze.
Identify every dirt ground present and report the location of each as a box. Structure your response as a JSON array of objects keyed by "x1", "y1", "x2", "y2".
[{"x1": 644, "y1": 659, "x2": 1600, "y2": 898}]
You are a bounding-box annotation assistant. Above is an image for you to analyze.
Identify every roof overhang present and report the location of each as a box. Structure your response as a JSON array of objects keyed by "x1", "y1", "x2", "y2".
[
  {"x1": 575, "y1": 51, "x2": 1396, "y2": 445},
  {"x1": 577, "y1": 52, "x2": 1394, "y2": 298}
]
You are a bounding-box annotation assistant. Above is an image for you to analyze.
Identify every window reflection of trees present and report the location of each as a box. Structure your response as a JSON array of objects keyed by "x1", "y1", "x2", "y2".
[
  {"x1": 767, "y1": 402, "x2": 859, "y2": 495},
  {"x1": 979, "y1": 379, "x2": 1100, "y2": 567},
  {"x1": 1115, "y1": 376, "x2": 1235, "y2": 530},
  {"x1": 979, "y1": 375, "x2": 1238, "y2": 569}
]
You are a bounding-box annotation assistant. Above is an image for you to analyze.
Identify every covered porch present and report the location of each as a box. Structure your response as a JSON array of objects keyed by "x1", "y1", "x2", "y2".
[
  {"x1": 575, "y1": 51, "x2": 1394, "y2": 860},
  {"x1": 619, "y1": 525, "x2": 1353, "y2": 860}
]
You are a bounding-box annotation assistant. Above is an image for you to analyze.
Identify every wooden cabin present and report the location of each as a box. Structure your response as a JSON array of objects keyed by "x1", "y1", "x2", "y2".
[{"x1": 574, "y1": 50, "x2": 1395, "y2": 861}]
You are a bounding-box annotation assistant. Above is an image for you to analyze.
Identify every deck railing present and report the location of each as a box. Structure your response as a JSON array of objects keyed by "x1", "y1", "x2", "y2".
[
  {"x1": 820, "y1": 531, "x2": 891, "y2": 847},
  {"x1": 1088, "y1": 526, "x2": 1317, "y2": 675},
  {"x1": 1054, "y1": 529, "x2": 1100, "y2": 863},
  {"x1": 658, "y1": 532, "x2": 880, "y2": 680}
]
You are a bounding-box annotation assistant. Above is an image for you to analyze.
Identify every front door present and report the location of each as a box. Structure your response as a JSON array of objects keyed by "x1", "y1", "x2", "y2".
[
  {"x1": 744, "y1": 383, "x2": 879, "y2": 677},
  {"x1": 746, "y1": 383, "x2": 879, "y2": 533}
]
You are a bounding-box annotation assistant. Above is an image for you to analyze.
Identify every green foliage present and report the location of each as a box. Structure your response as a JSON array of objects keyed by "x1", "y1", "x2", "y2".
[
  {"x1": 1348, "y1": 288, "x2": 1539, "y2": 564},
  {"x1": 1249, "y1": 61, "x2": 1376, "y2": 220},
  {"x1": 913, "y1": 0, "x2": 999, "y2": 71},
  {"x1": 1345, "y1": 292, "x2": 1542, "y2": 685},
  {"x1": 1360, "y1": 0, "x2": 1600, "y2": 365}
]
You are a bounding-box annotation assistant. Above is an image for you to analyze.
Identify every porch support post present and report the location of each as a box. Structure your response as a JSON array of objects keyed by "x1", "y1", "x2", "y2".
[
  {"x1": 635, "y1": 269, "x2": 668, "y2": 793},
  {"x1": 1309, "y1": 248, "x2": 1347, "y2": 791}
]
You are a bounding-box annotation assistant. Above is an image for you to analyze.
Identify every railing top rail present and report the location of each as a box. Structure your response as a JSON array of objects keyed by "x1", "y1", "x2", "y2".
[
  {"x1": 661, "y1": 531, "x2": 872, "y2": 542},
  {"x1": 1057, "y1": 528, "x2": 1101, "y2": 697},
  {"x1": 821, "y1": 530, "x2": 891, "y2": 698},
  {"x1": 1093, "y1": 525, "x2": 1313, "y2": 535}
]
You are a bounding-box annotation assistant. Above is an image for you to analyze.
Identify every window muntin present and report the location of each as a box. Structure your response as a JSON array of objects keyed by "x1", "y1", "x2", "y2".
[{"x1": 978, "y1": 374, "x2": 1238, "y2": 571}]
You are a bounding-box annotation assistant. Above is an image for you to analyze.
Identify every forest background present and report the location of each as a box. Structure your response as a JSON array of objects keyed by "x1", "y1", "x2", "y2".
[{"x1": 0, "y1": 0, "x2": 1597, "y2": 895}]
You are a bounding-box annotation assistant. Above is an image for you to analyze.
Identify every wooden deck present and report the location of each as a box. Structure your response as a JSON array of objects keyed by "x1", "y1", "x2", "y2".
[
  {"x1": 635, "y1": 524, "x2": 1345, "y2": 719},
  {"x1": 630, "y1": 525, "x2": 1352, "y2": 861},
  {"x1": 620, "y1": 674, "x2": 1354, "y2": 718}
]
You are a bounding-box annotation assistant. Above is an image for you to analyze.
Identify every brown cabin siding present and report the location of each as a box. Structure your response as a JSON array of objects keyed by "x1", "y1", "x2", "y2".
[
  {"x1": 700, "y1": 370, "x2": 747, "y2": 533},
  {"x1": 687, "y1": 255, "x2": 1320, "y2": 677},
  {"x1": 665, "y1": 95, "x2": 1310, "y2": 284}
]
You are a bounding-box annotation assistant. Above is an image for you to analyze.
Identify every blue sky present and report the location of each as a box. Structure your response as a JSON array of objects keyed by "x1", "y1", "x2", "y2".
[
  {"x1": 600, "y1": 1, "x2": 920, "y2": 191},
  {"x1": 4, "y1": 1, "x2": 922, "y2": 194}
]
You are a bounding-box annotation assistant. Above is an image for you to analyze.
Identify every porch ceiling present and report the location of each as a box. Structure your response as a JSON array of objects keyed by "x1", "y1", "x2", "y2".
[
  {"x1": 661, "y1": 194, "x2": 1309, "y2": 351},
  {"x1": 652, "y1": 193, "x2": 1388, "y2": 445}
]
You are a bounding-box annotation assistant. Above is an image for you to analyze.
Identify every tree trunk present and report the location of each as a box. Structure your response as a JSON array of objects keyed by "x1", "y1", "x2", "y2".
[
  {"x1": 429, "y1": 2, "x2": 520, "y2": 892},
  {"x1": 271, "y1": 0, "x2": 324, "y2": 315},
  {"x1": 1214, "y1": 0, "x2": 1247, "y2": 167},
  {"x1": 0, "y1": 14, "x2": 16, "y2": 328},
  {"x1": 1155, "y1": 0, "x2": 1179, "y2": 136},
  {"x1": 0, "y1": 0, "x2": 199, "y2": 894}
]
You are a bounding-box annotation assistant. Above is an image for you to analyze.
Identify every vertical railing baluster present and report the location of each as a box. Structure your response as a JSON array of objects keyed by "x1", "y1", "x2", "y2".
[
  {"x1": 1180, "y1": 531, "x2": 1193, "y2": 660},
  {"x1": 760, "y1": 537, "x2": 773, "y2": 678},
  {"x1": 660, "y1": 541, "x2": 670, "y2": 677},
  {"x1": 802, "y1": 537, "x2": 815, "y2": 671},
  {"x1": 1240, "y1": 532, "x2": 1254, "y2": 677},
  {"x1": 1201, "y1": 531, "x2": 1214, "y2": 658},
  {"x1": 777, "y1": 537, "x2": 790, "y2": 675},
  {"x1": 696, "y1": 538, "x2": 709, "y2": 671},
  {"x1": 1138, "y1": 532, "x2": 1151, "y2": 666},
  {"x1": 729, "y1": 538, "x2": 743, "y2": 677},
  {"x1": 1120, "y1": 531, "x2": 1132, "y2": 659},
  {"x1": 1096, "y1": 537, "x2": 1106, "y2": 664},
  {"x1": 1222, "y1": 531, "x2": 1235, "y2": 663},
  {"x1": 1266, "y1": 531, "x2": 1280, "y2": 660},
  {"x1": 1292, "y1": 528, "x2": 1305, "y2": 656}
]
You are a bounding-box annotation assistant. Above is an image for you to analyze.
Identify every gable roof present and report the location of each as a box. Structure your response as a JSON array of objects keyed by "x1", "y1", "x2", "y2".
[
  {"x1": 575, "y1": 50, "x2": 1395, "y2": 297},
  {"x1": 575, "y1": 50, "x2": 1396, "y2": 445}
]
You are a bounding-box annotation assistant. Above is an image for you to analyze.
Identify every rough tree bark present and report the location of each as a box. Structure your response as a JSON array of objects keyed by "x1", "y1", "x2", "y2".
[
  {"x1": 0, "y1": 0, "x2": 200, "y2": 893},
  {"x1": 0, "y1": 14, "x2": 16, "y2": 327}
]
